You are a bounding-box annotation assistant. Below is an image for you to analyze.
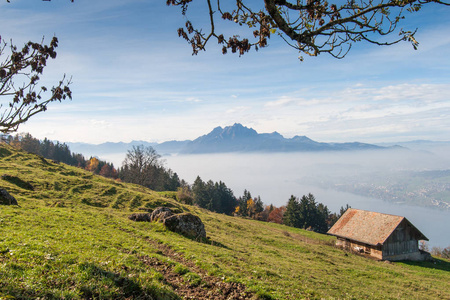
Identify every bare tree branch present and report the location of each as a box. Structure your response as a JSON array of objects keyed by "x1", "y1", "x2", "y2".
[
  {"x1": 167, "y1": 0, "x2": 449, "y2": 59},
  {"x1": 0, "y1": 37, "x2": 72, "y2": 133}
]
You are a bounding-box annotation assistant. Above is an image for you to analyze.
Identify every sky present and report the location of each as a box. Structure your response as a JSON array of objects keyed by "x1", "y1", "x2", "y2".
[{"x1": 1, "y1": 0, "x2": 449, "y2": 144}]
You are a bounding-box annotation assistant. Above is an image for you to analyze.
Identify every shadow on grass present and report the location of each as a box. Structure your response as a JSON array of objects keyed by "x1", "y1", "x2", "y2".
[
  {"x1": 79, "y1": 262, "x2": 145, "y2": 298},
  {"x1": 198, "y1": 237, "x2": 230, "y2": 249},
  {"x1": 1, "y1": 174, "x2": 34, "y2": 191},
  {"x1": 0, "y1": 262, "x2": 178, "y2": 299},
  {"x1": 400, "y1": 258, "x2": 450, "y2": 272},
  {"x1": 78, "y1": 262, "x2": 178, "y2": 299}
]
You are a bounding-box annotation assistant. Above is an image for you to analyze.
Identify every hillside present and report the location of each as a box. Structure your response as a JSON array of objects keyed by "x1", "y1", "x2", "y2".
[{"x1": 0, "y1": 145, "x2": 449, "y2": 299}]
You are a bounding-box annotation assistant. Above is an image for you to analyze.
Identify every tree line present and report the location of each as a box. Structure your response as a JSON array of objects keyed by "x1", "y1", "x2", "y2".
[
  {"x1": 175, "y1": 174, "x2": 349, "y2": 233},
  {"x1": 231, "y1": 191, "x2": 349, "y2": 233},
  {"x1": 4, "y1": 133, "x2": 87, "y2": 168},
  {"x1": 3, "y1": 133, "x2": 181, "y2": 192}
]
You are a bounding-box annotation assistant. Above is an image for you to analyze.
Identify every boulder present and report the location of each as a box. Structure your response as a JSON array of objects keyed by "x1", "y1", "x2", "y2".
[
  {"x1": 150, "y1": 207, "x2": 174, "y2": 222},
  {"x1": 128, "y1": 213, "x2": 152, "y2": 222},
  {"x1": 128, "y1": 206, "x2": 207, "y2": 239},
  {"x1": 0, "y1": 189, "x2": 18, "y2": 205},
  {"x1": 163, "y1": 213, "x2": 206, "y2": 239}
]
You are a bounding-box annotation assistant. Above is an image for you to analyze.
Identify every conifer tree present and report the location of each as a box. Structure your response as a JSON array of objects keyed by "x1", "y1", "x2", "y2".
[{"x1": 283, "y1": 195, "x2": 301, "y2": 227}]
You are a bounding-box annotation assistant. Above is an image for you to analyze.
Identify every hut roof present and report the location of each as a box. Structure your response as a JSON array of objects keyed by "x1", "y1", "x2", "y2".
[{"x1": 327, "y1": 208, "x2": 428, "y2": 246}]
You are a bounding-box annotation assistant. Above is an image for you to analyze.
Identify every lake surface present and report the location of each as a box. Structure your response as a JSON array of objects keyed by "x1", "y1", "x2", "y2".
[{"x1": 103, "y1": 151, "x2": 450, "y2": 248}]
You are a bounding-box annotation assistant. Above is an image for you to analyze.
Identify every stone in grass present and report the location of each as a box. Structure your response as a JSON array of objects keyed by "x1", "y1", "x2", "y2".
[
  {"x1": 129, "y1": 206, "x2": 207, "y2": 239},
  {"x1": 0, "y1": 189, "x2": 18, "y2": 205},
  {"x1": 128, "y1": 213, "x2": 152, "y2": 222},
  {"x1": 163, "y1": 213, "x2": 206, "y2": 239},
  {"x1": 128, "y1": 207, "x2": 172, "y2": 222},
  {"x1": 150, "y1": 207, "x2": 174, "y2": 222}
]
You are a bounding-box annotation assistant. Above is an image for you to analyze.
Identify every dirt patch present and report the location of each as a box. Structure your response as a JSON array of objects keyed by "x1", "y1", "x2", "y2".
[
  {"x1": 142, "y1": 238, "x2": 254, "y2": 299},
  {"x1": 119, "y1": 227, "x2": 254, "y2": 299},
  {"x1": 139, "y1": 255, "x2": 252, "y2": 300}
]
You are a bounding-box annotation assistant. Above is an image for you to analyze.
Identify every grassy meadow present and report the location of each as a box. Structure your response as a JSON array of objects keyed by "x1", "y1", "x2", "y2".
[{"x1": 0, "y1": 144, "x2": 449, "y2": 299}]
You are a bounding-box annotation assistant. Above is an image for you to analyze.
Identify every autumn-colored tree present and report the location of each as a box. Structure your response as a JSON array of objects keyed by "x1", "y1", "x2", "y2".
[
  {"x1": 235, "y1": 189, "x2": 253, "y2": 217},
  {"x1": 99, "y1": 163, "x2": 110, "y2": 177},
  {"x1": 246, "y1": 198, "x2": 255, "y2": 217},
  {"x1": 255, "y1": 204, "x2": 273, "y2": 221},
  {"x1": 247, "y1": 195, "x2": 264, "y2": 219},
  {"x1": 267, "y1": 206, "x2": 286, "y2": 224},
  {"x1": 99, "y1": 163, "x2": 118, "y2": 179},
  {"x1": 86, "y1": 157, "x2": 99, "y2": 173}
]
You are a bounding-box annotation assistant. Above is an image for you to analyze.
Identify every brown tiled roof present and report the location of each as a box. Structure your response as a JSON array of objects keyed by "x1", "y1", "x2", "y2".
[{"x1": 327, "y1": 208, "x2": 427, "y2": 246}]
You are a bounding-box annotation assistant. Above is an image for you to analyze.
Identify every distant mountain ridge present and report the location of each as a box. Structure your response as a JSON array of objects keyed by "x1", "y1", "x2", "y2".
[
  {"x1": 67, "y1": 123, "x2": 390, "y2": 156},
  {"x1": 180, "y1": 123, "x2": 385, "y2": 153}
]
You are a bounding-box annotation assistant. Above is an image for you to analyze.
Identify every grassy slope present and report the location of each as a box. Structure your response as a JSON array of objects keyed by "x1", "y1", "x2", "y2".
[{"x1": 0, "y1": 145, "x2": 449, "y2": 299}]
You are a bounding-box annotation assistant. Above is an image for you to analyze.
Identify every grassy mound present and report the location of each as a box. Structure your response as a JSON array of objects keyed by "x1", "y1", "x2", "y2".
[{"x1": 0, "y1": 144, "x2": 449, "y2": 299}]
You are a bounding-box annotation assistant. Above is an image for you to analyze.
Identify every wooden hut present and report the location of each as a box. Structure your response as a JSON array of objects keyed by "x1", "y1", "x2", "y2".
[{"x1": 327, "y1": 208, "x2": 430, "y2": 261}]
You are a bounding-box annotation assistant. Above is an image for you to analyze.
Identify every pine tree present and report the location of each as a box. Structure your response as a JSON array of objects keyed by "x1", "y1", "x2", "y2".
[{"x1": 283, "y1": 195, "x2": 301, "y2": 227}]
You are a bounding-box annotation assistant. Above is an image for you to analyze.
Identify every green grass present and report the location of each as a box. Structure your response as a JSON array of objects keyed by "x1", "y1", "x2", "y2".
[{"x1": 1, "y1": 144, "x2": 449, "y2": 299}]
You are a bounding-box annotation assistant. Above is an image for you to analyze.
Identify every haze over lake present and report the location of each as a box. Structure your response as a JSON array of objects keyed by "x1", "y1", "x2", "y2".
[{"x1": 103, "y1": 148, "x2": 450, "y2": 248}]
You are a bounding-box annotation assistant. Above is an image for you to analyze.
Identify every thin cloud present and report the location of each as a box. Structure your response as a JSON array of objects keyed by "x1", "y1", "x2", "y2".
[
  {"x1": 264, "y1": 97, "x2": 296, "y2": 107},
  {"x1": 184, "y1": 97, "x2": 202, "y2": 103},
  {"x1": 226, "y1": 106, "x2": 251, "y2": 114}
]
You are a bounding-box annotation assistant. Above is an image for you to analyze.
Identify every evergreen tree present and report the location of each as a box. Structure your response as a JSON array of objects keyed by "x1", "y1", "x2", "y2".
[
  {"x1": 236, "y1": 189, "x2": 252, "y2": 217},
  {"x1": 339, "y1": 204, "x2": 351, "y2": 217},
  {"x1": 192, "y1": 176, "x2": 209, "y2": 208},
  {"x1": 315, "y1": 203, "x2": 330, "y2": 233},
  {"x1": 215, "y1": 181, "x2": 237, "y2": 215},
  {"x1": 191, "y1": 177, "x2": 237, "y2": 215},
  {"x1": 283, "y1": 195, "x2": 301, "y2": 227},
  {"x1": 283, "y1": 193, "x2": 331, "y2": 233}
]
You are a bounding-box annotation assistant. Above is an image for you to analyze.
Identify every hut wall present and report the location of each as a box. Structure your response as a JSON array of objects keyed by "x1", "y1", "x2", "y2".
[
  {"x1": 336, "y1": 238, "x2": 383, "y2": 260},
  {"x1": 382, "y1": 220, "x2": 419, "y2": 258}
]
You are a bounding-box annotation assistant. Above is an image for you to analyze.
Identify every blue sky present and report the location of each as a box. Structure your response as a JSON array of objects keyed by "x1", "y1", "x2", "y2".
[{"x1": 1, "y1": 0, "x2": 449, "y2": 144}]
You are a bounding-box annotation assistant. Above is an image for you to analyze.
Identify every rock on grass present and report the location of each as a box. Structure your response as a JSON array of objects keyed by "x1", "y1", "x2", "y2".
[{"x1": 0, "y1": 189, "x2": 18, "y2": 205}]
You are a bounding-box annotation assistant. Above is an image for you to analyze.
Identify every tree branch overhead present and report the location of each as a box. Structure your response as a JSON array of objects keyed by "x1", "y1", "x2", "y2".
[{"x1": 167, "y1": 0, "x2": 449, "y2": 59}]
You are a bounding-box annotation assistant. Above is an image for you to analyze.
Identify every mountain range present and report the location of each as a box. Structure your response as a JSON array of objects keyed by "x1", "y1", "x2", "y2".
[{"x1": 67, "y1": 123, "x2": 396, "y2": 156}]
